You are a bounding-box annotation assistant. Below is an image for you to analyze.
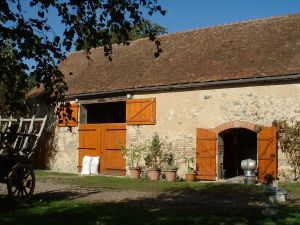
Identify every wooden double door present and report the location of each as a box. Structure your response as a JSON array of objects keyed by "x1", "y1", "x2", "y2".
[
  {"x1": 196, "y1": 127, "x2": 277, "y2": 182},
  {"x1": 78, "y1": 123, "x2": 126, "y2": 175}
]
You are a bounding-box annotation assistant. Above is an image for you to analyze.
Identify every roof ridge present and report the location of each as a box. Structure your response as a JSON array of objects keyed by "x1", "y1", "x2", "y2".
[
  {"x1": 157, "y1": 12, "x2": 300, "y2": 38},
  {"x1": 63, "y1": 12, "x2": 300, "y2": 58}
]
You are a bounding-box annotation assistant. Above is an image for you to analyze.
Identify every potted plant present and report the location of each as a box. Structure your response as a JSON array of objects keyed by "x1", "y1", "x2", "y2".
[
  {"x1": 162, "y1": 151, "x2": 178, "y2": 182},
  {"x1": 144, "y1": 133, "x2": 163, "y2": 181},
  {"x1": 121, "y1": 143, "x2": 146, "y2": 179},
  {"x1": 185, "y1": 157, "x2": 196, "y2": 182},
  {"x1": 264, "y1": 173, "x2": 275, "y2": 192},
  {"x1": 264, "y1": 173, "x2": 275, "y2": 185}
]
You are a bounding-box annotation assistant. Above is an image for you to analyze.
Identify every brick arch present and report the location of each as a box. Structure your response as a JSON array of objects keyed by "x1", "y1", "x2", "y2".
[{"x1": 213, "y1": 121, "x2": 256, "y2": 134}]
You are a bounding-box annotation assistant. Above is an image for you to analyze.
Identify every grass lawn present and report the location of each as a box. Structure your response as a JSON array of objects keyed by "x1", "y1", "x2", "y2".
[
  {"x1": 34, "y1": 170, "x2": 216, "y2": 192},
  {"x1": 0, "y1": 170, "x2": 299, "y2": 225}
]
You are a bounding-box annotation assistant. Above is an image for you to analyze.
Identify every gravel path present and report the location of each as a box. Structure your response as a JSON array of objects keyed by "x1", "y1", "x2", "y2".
[
  {"x1": 0, "y1": 180, "x2": 159, "y2": 203},
  {"x1": 35, "y1": 180, "x2": 160, "y2": 203}
]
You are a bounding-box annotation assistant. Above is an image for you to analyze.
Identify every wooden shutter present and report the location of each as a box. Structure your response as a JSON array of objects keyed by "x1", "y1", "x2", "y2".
[
  {"x1": 58, "y1": 103, "x2": 78, "y2": 127},
  {"x1": 196, "y1": 128, "x2": 216, "y2": 180},
  {"x1": 78, "y1": 124, "x2": 101, "y2": 168},
  {"x1": 126, "y1": 98, "x2": 156, "y2": 125},
  {"x1": 258, "y1": 127, "x2": 277, "y2": 181}
]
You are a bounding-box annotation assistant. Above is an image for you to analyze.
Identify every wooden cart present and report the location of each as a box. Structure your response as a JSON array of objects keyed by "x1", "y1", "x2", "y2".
[{"x1": 0, "y1": 115, "x2": 47, "y2": 202}]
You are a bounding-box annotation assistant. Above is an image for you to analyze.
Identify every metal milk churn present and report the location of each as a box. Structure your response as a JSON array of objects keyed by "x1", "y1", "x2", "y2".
[{"x1": 241, "y1": 159, "x2": 257, "y2": 184}]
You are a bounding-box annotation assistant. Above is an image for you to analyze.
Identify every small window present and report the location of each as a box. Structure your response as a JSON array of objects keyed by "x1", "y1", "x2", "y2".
[{"x1": 80, "y1": 101, "x2": 126, "y2": 124}]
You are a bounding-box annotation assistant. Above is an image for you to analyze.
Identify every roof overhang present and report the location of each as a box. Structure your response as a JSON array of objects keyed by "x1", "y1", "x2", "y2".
[{"x1": 66, "y1": 73, "x2": 300, "y2": 100}]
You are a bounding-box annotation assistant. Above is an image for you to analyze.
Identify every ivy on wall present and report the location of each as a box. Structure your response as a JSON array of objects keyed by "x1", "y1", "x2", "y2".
[{"x1": 273, "y1": 119, "x2": 300, "y2": 181}]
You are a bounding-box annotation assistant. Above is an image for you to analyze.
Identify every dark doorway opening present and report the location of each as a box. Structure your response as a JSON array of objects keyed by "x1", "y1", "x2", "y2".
[
  {"x1": 218, "y1": 128, "x2": 257, "y2": 179},
  {"x1": 80, "y1": 101, "x2": 126, "y2": 124}
]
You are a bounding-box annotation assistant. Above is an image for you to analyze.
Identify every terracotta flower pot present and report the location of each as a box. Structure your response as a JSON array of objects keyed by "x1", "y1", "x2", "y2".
[
  {"x1": 129, "y1": 167, "x2": 141, "y2": 179},
  {"x1": 77, "y1": 166, "x2": 82, "y2": 174},
  {"x1": 164, "y1": 170, "x2": 177, "y2": 182},
  {"x1": 147, "y1": 169, "x2": 161, "y2": 181},
  {"x1": 185, "y1": 173, "x2": 195, "y2": 182}
]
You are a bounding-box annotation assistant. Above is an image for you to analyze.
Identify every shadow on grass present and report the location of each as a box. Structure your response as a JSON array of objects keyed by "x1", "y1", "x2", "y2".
[
  {"x1": 33, "y1": 187, "x2": 105, "y2": 201},
  {"x1": 0, "y1": 183, "x2": 299, "y2": 225}
]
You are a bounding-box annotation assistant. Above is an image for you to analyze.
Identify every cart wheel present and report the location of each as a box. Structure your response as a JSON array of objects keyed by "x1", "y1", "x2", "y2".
[{"x1": 7, "y1": 163, "x2": 35, "y2": 202}]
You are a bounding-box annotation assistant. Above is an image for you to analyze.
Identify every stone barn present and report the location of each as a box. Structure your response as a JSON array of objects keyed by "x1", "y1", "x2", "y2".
[{"x1": 40, "y1": 13, "x2": 300, "y2": 181}]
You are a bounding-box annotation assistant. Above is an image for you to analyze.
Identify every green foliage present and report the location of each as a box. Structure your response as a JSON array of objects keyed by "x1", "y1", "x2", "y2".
[
  {"x1": 26, "y1": 75, "x2": 38, "y2": 92},
  {"x1": 185, "y1": 157, "x2": 195, "y2": 174},
  {"x1": 161, "y1": 151, "x2": 177, "y2": 171},
  {"x1": 0, "y1": 43, "x2": 28, "y2": 117},
  {"x1": 264, "y1": 173, "x2": 275, "y2": 184},
  {"x1": 127, "y1": 21, "x2": 167, "y2": 40},
  {"x1": 0, "y1": 83, "x2": 10, "y2": 116},
  {"x1": 121, "y1": 142, "x2": 147, "y2": 169},
  {"x1": 0, "y1": 1, "x2": 165, "y2": 115},
  {"x1": 144, "y1": 133, "x2": 163, "y2": 170},
  {"x1": 76, "y1": 20, "x2": 167, "y2": 50},
  {"x1": 273, "y1": 119, "x2": 300, "y2": 180}
]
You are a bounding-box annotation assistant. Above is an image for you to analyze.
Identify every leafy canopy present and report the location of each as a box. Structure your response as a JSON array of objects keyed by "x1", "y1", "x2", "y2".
[
  {"x1": 0, "y1": 42, "x2": 28, "y2": 117},
  {"x1": 273, "y1": 120, "x2": 300, "y2": 181},
  {"x1": 0, "y1": 0, "x2": 165, "y2": 116},
  {"x1": 76, "y1": 20, "x2": 167, "y2": 50}
]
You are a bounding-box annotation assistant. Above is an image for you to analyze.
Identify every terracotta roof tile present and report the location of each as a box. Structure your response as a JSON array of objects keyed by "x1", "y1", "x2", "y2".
[{"x1": 59, "y1": 13, "x2": 300, "y2": 96}]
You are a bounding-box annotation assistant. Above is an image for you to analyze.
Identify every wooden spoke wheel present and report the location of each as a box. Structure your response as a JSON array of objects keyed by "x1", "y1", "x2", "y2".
[{"x1": 7, "y1": 163, "x2": 35, "y2": 202}]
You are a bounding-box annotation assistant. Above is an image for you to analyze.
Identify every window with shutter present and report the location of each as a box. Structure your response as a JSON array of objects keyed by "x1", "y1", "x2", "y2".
[
  {"x1": 126, "y1": 98, "x2": 156, "y2": 125},
  {"x1": 58, "y1": 103, "x2": 78, "y2": 127}
]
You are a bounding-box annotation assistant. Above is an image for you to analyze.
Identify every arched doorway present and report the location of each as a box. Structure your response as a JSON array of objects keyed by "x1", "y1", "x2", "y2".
[
  {"x1": 218, "y1": 128, "x2": 257, "y2": 179},
  {"x1": 196, "y1": 125, "x2": 277, "y2": 181}
]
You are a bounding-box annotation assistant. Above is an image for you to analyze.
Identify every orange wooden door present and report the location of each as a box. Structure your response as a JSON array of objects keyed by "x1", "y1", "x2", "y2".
[
  {"x1": 101, "y1": 123, "x2": 126, "y2": 175},
  {"x1": 78, "y1": 124, "x2": 101, "y2": 169},
  {"x1": 257, "y1": 127, "x2": 277, "y2": 181},
  {"x1": 196, "y1": 128, "x2": 217, "y2": 180}
]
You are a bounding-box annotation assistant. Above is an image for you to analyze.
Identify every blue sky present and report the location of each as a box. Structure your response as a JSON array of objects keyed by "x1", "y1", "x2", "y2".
[
  {"x1": 20, "y1": 1, "x2": 300, "y2": 38},
  {"x1": 38, "y1": 1, "x2": 300, "y2": 37},
  {"x1": 147, "y1": 0, "x2": 300, "y2": 33}
]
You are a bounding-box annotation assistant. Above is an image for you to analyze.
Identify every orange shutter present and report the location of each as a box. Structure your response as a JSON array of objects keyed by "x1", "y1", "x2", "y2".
[
  {"x1": 58, "y1": 103, "x2": 78, "y2": 127},
  {"x1": 258, "y1": 127, "x2": 277, "y2": 182},
  {"x1": 78, "y1": 124, "x2": 101, "y2": 168},
  {"x1": 126, "y1": 98, "x2": 156, "y2": 125},
  {"x1": 196, "y1": 128, "x2": 216, "y2": 180}
]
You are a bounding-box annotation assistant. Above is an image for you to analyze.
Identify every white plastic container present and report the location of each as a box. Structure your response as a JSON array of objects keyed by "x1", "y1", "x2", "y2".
[
  {"x1": 81, "y1": 156, "x2": 92, "y2": 175},
  {"x1": 90, "y1": 157, "x2": 100, "y2": 175}
]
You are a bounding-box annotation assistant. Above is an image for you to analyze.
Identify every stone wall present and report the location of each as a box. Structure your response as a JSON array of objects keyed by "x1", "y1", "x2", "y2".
[
  {"x1": 42, "y1": 103, "x2": 79, "y2": 174},
  {"x1": 49, "y1": 82, "x2": 300, "y2": 180},
  {"x1": 127, "y1": 83, "x2": 300, "y2": 179},
  {"x1": 49, "y1": 126, "x2": 79, "y2": 173}
]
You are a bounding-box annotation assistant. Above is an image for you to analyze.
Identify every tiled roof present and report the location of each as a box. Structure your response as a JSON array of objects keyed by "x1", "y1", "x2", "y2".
[{"x1": 59, "y1": 13, "x2": 300, "y2": 96}]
